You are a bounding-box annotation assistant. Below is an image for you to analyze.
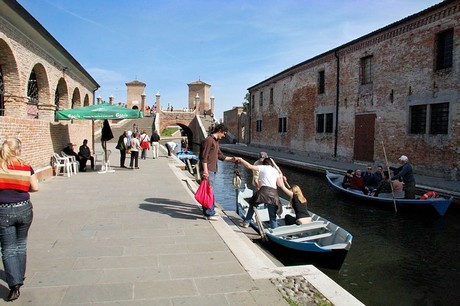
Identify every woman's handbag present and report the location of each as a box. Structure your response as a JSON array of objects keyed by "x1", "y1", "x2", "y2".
[{"x1": 194, "y1": 179, "x2": 214, "y2": 209}]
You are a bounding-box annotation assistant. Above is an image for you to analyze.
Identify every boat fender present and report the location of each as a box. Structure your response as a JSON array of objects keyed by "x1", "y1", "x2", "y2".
[{"x1": 420, "y1": 191, "x2": 439, "y2": 200}]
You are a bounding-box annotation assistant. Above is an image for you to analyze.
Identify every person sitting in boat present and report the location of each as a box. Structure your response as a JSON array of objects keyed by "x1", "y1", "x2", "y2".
[
  {"x1": 237, "y1": 157, "x2": 282, "y2": 229},
  {"x1": 362, "y1": 165, "x2": 378, "y2": 193},
  {"x1": 350, "y1": 169, "x2": 368, "y2": 194},
  {"x1": 374, "y1": 171, "x2": 392, "y2": 197},
  {"x1": 278, "y1": 178, "x2": 311, "y2": 225},
  {"x1": 373, "y1": 165, "x2": 384, "y2": 186},
  {"x1": 342, "y1": 169, "x2": 354, "y2": 189}
]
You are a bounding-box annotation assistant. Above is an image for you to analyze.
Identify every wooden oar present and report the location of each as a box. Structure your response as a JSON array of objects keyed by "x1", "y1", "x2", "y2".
[
  {"x1": 253, "y1": 206, "x2": 268, "y2": 242},
  {"x1": 269, "y1": 158, "x2": 291, "y2": 189},
  {"x1": 382, "y1": 140, "x2": 398, "y2": 213}
]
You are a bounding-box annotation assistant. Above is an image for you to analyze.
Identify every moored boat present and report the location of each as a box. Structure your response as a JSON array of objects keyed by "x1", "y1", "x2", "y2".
[
  {"x1": 326, "y1": 170, "x2": 452, "y2": 216},
  {"x1": 237, "y1": 185, "x2": 353, "y2": 269}
]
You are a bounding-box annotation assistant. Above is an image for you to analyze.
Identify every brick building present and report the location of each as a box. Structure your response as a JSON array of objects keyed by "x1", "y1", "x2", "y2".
[
  {"x1": 0, "y1": 1, "x2": 99, "y2": 180},
  {"x1": 188, "y1": 80, "x2": 214, "y2": 115},
  {"x1": 223, "y1": 106, "x2": 247, "y2": 143},
  {"x1": 247, "y1": 0, "x2": 460, "y2": 177},
  {"x1": 126, "y1": 80, "x2": 146, "y2": 111}
]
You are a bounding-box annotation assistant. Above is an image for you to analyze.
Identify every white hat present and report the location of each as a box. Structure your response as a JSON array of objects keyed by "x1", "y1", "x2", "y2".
[{"x1": 399, "y1": 155, "x2": 408, "y2": 162}]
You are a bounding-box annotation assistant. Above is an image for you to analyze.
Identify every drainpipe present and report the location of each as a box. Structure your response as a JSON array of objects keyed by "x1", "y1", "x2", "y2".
[
  {"x1": 334, "y1": 51, "x2": 340, "y2": 158},
  {"x1": 248, "y1": 93, "x2": 252, "y2": 144}
]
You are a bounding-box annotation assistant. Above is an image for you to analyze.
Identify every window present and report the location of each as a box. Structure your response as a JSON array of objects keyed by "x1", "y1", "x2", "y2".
[
  {"x1": 316, "y1": 113, "x2": 333, "y2": 133},
  {"x1": 27, "y1": 69, "x2": 39, "y2": 119},
  {"x1": 259, "y1": 91, "x2": 263, "y2": 106},
  {"x1": 318, "y1": 70, "x2": 325, "y2": 94},
  {"x1": 410, "y1": 105, "x2": 427, "y2": 134},
  {"x1": 316, "y1": 114, "x2": 324, "y2": 133},
  {"x1": 278, "y1": 117, "x2": 287, "y2": 133},
  {"x1": 256, "y1": 119, "x2": 262, "y2": 132},
  {"x1": 430, "y1": 103, "x2": 449, "y2": 134},
  {"x1": 270, "y1": 88, "x2": 274, "y2": 104},
  {"x1": 360, "y1": 56, "x2": 373, "y2": 85},
  {"x1": 325, "y1": 113, "x2": 333, "y2": 133},
  {"x1": 436, "y1": 29, "x2": 453, "y2": 70},
  {"x1": 251, "y1": 95, "x2": 255, "y2": 109}
]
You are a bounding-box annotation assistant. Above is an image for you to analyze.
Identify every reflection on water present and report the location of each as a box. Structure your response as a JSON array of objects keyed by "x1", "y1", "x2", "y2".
[{"x1": 214, "y1": 160, "x2": 460, "y2": 306}]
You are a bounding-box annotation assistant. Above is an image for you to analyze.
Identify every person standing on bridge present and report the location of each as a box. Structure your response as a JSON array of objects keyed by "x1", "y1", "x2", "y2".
[{"x1": 199, "y1": 123, "x2": 236, "y2": 221}]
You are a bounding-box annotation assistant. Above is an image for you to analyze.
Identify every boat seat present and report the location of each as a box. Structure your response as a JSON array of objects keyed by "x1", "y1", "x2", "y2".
[
  {"x1": 321, "y1": 243, "x2": 349, "y2": 250},
  {"x1": 268, "y1": 221, "x2": 327, "y2": 236},
  {"x1": 290, "y1": 232, "x2": 333, "y2": 242}
]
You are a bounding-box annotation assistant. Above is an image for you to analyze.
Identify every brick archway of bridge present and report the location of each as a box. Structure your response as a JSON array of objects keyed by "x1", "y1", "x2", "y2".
[{"x1": 159, "y1": 111, "x2": 199, "y2": 151}]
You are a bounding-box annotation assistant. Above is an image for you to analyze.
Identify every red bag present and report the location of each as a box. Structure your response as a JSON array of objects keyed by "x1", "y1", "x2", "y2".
[{"x1": 194, "y1": 179, "x2": 214, "y2": 208}]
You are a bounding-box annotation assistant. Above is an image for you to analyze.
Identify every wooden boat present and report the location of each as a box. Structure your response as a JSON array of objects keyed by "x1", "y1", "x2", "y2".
[
  {"x1": 325, "y1": 170, "x2": 452, "y2": 216},
  {"x1": 237, "y1": 185, "x2": 353, "y2": 269}
]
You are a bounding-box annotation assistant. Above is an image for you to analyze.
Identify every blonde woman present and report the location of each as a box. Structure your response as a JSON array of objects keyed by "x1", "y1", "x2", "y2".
[
  {"x1": 0, "y1": 138, "x2": 38, "y2": 301},
  {"x1": 278, "y1": 178, "x2": 311, "y2": 225}
]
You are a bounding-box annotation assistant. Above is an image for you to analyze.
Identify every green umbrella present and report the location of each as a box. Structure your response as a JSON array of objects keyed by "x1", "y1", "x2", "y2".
[
  {"x1": 55, "y1": 103, "x2": 143, "y2": 172},
  {"x1": 55, "y1": 103, "x2": 143, "y2": 120}
]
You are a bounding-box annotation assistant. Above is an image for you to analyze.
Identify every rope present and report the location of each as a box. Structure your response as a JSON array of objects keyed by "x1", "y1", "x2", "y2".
[{"x1": 233, "y1": 161, "x2": 242, "y2": 189}]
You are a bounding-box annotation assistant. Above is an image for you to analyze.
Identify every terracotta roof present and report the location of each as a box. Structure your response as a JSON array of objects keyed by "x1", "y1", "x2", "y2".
[
  {"x1": 125, "y1": 80, "x2": 146, "y2": 86},
  {"x1": 188, "y1": 80, "x2": 210, "y2": 86}
]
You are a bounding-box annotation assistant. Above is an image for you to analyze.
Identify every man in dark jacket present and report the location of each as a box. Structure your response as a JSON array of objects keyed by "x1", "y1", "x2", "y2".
[
  {"x1": 199, "y1": 124, "x2": 235, "y2": 220},
  {"x1": 390, "y1": 155, "x2": 416, "y2": 199}
]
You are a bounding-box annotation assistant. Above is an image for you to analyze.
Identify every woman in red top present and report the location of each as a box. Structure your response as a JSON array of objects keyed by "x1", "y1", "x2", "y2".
[
  {"x1": 0, "y1": 138, "x2": 38, "y2": 301},
  {"x1": 350, "y1": 169, "x2": 367, "y2": 194}
]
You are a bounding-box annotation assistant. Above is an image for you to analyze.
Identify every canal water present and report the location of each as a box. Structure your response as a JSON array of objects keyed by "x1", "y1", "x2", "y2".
[{"x1": 213, "y1": 159, "x2": 460, "y2": 306}]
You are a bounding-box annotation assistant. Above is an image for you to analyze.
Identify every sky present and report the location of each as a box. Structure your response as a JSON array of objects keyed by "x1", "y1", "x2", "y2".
[{"x1": 18, "y1": 0, "x2": 442, "y2": 121}]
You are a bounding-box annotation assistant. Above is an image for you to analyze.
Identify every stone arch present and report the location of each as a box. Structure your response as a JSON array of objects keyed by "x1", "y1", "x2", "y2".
[
  {"x1": 0, "y1": 38, "x2": 20, "y2": 117},
  {"x1": 176, "y1": 123, "x2": 195, "y2": 151},
  {"x1": 132, "y1": 105, "x2": 138, "y2": 110},
  {"x1": 71, "y1": 87, "x2": 81, "y2": 108},
  {"x1": 83, "y1": 94, "x2": 90, "y2": 106},
  {"x1": 54, "y1": 78, "x2": 69, "y2": 121},
  {"x1": 26, "y1": 63, "x2": 49, "y2": 119},
  {"x1": 55, "y1": 78, "x2": 69, "y2": 109}
]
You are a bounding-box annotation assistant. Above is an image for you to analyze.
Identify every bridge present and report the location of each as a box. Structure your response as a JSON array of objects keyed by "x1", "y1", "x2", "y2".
[{"x1": 102, "y1": 109, "x2": 215, "y2": 152}]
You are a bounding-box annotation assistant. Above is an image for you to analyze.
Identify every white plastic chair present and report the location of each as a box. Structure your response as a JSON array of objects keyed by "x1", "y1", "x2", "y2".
[
  {"x1": 53, "y1": 153, "x2": 72, "y2": 177},
  {"x1": 61, "y1": 151, "x2": 79, "y2": 175}
]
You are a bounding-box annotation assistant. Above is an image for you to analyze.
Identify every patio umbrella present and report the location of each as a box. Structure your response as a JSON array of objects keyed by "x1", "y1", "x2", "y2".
[
  {"x1": 55, "y1": 103, "x2": 143, "y2": 170},
  {"x1": 55, "y1": 103, "x2": 143, "y2": 120}
]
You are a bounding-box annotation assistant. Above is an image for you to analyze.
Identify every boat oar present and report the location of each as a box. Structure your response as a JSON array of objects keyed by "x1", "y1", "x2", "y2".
[
  {"x1": 382, "y1": 140, "x2": 398, "y2": 213},
  {"x1": 269, "y1": 158, "x2": 290, "y2": 188},
  {"x1": 253, "y1": 206, "x2": 268, "y2": 242}
]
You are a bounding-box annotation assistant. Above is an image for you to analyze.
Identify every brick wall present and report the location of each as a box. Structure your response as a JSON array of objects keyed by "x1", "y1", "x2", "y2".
[
  {"x1": 1, "y1": 3, "x2": 98, "y2": 180},
  {"x1": 247, "y1": 1, "x2": 460, "y2": 176}
]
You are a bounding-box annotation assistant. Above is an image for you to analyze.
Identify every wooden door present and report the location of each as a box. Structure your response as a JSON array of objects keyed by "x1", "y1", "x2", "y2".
[{"x1": 353, "y1": 114, "x2": 376, "y2": 162}]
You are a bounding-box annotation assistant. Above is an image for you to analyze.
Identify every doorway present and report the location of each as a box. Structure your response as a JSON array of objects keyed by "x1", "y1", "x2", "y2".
[{"x1": 353, "y1": 114, "x2": 376, "y2": 162}]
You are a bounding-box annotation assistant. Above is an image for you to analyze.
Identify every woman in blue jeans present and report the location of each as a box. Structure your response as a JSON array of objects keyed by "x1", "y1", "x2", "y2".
[
  {"x1": 0, "y1": 138, "x2": 38, "y2": 301},
  {"x1": 237, "y1": 157, "x2": 282, "y2": 229}
]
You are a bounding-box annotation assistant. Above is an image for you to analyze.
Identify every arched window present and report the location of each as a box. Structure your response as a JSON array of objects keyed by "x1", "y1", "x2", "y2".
[
  {"x1": 0, "y1": 65, "x2": 4, "y2": 116},
  {"x1": 54, "y1": 87, "x2": 60, "y2": 122},
  {"x1": 27, "y1": 70, "x2": 39, "y2": 119}
]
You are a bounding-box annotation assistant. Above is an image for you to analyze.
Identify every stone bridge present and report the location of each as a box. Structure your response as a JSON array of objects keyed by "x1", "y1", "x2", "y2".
[{"x1": 156, "y1": 110, "x2": 211, "y2": 152}]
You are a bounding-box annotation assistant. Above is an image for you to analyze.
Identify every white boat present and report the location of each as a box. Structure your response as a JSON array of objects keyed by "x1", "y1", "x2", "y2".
[{"x1": 237, "y1": 185, "x2": 353, "y2": 269}]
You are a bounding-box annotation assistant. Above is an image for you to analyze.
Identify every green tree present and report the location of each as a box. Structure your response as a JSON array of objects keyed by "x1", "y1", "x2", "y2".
[{"x1": 242, "y1": 92, "x2": 250, "y2": 112}]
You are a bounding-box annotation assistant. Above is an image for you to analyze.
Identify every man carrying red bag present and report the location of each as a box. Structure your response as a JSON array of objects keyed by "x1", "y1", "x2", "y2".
[{"x1": 199, "y1": 123, "x2": 236, "y2": 221}]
